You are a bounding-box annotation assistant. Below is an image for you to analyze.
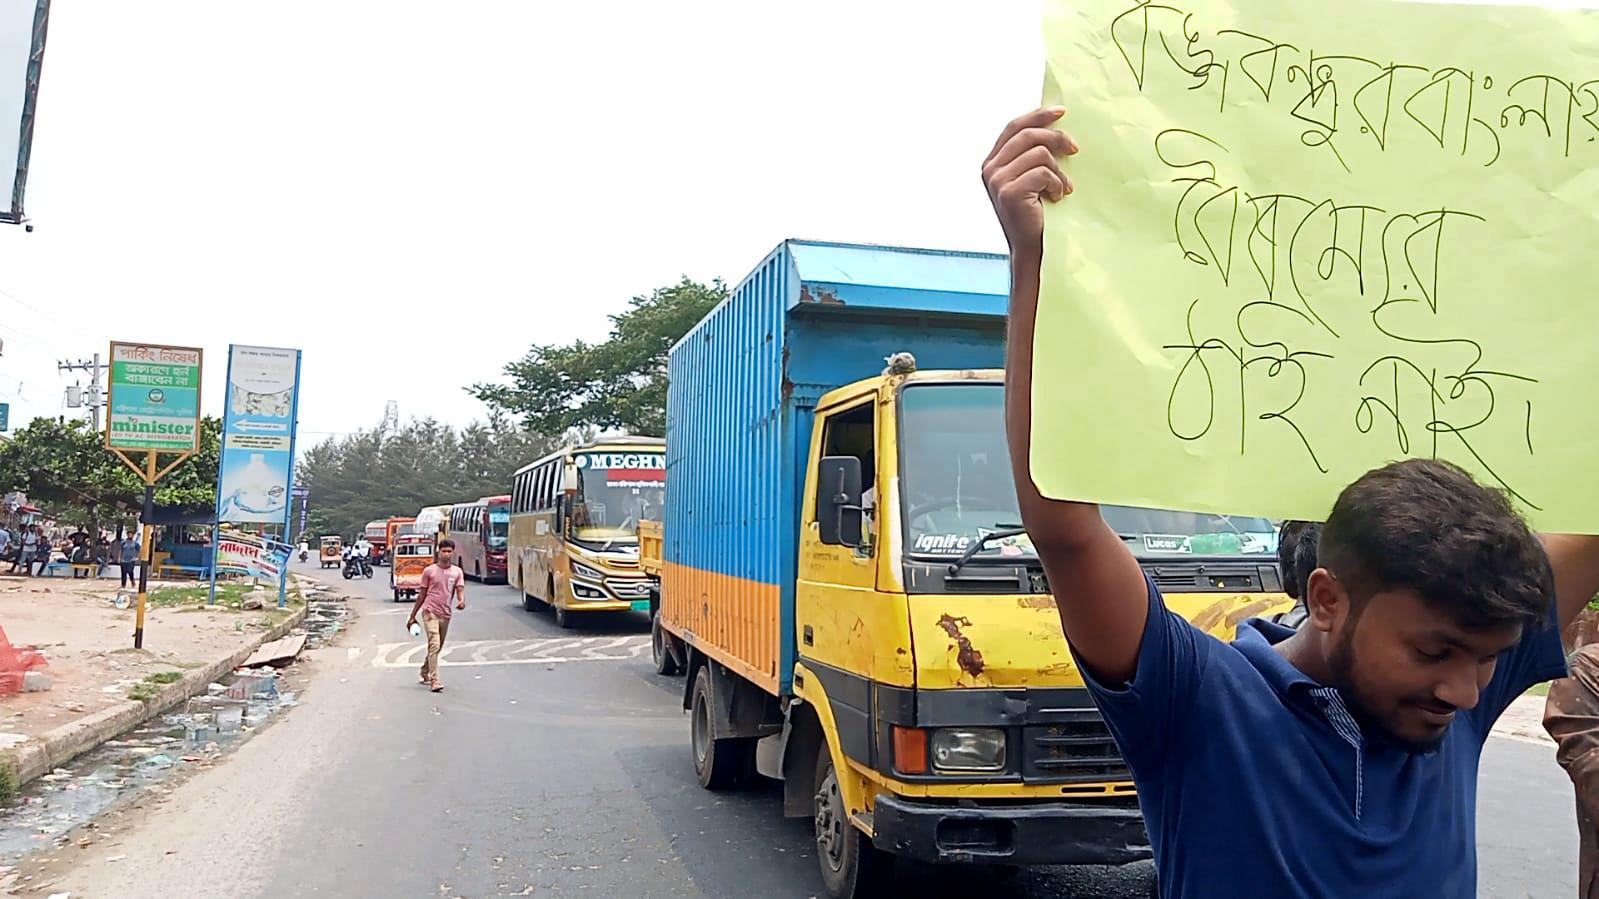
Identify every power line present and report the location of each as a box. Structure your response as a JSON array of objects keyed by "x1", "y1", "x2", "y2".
[{"x1": 0, "y1": 283, "x2": 86, "y2": 338}]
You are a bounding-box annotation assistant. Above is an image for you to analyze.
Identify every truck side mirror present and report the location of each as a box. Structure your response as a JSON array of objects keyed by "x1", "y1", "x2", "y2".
[{"x1": 817, "y1": 456, "x2": 863, "y2": 548}]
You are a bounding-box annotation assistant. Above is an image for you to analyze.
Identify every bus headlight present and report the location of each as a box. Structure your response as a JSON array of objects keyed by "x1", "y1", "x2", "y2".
[
  {"x1": 930, "y1": 728, "x2": 1007, "y2": 773},
  {"x1": 570, "y1": 561, "x2": 605, "y2": 581},
  {"x1": 571, "y1": 582, "x2": 608, "y2": 600}
]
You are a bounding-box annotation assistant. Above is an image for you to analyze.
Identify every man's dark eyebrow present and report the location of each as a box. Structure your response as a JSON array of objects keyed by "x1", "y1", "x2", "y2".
[{"x1": 1417, "y1": 629, "x2": 1519, "y2": 656}]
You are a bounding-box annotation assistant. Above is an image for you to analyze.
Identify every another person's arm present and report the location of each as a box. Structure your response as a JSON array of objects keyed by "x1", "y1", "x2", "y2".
[
  {"x1": 983, "y1": 108, "x2": 1149, "y2": 683},
  {"x1": 1545, "y1": 646, "x2": 1599, "y2": 823},
  {"x1": 405, "y1": 569, "x2": 430, "y2": 630},
  {"x1": 1542, "y1": 535, "x2": 1599, "y2": 630}
]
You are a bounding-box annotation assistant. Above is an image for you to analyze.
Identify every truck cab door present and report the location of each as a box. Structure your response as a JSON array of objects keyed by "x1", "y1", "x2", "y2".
[{"x1": 798, "y1": 391, "x2": 914, "y2": 768}]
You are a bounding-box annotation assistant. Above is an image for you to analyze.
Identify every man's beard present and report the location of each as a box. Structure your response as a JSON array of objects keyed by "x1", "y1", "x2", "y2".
[{"x1": 1327, "y1": 626, "x2": 1448, "y2": 755}]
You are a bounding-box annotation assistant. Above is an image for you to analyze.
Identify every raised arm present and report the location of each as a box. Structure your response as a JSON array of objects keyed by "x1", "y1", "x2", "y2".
[
  {"x1": 1542, "y1": 534, "x2": 1599, "y2": 631},
  {"x1": 983, "y1": 108, "x2": 1149, "y2": 683}
]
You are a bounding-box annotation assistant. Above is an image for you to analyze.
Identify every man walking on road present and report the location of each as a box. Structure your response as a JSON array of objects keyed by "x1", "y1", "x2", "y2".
[{"x1": 405, "y1": 538, "x2": 465, "y2": 693}]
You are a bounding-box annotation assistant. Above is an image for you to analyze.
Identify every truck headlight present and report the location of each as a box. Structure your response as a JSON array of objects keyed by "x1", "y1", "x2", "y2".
[
  {"x1": 570, "y1": 561, "x2": 605, "y2": 581},
  {"x1": 930, "y1": 728, "x2": 1007, "y2": 773}
]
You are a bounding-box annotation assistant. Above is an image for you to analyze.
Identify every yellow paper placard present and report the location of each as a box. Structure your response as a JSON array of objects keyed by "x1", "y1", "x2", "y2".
[{"x1": 1035, "y1": 0, "x2": 1599, "y2": 533}]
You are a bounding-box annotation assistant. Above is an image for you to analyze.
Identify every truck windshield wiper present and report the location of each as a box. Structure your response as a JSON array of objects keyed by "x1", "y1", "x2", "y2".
[{"x1": 947, "y1": 525, "x2": 1028, "y2": 576}]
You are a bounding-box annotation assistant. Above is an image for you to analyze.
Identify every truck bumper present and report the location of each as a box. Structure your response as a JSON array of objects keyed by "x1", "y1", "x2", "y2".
[{"x1": 870, "y1": 794, "x2": 1150, "y2": 866}]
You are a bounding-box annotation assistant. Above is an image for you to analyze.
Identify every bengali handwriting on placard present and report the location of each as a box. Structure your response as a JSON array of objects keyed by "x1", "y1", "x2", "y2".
[{"x1": 1031, "y1": 0, "x2": 1599, "y2": 529}]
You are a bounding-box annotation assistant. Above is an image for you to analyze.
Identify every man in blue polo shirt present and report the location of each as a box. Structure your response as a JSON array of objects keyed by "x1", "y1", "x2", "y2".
[{"x1": 981, "y1": 107, "x2": 1599, "y2": 898}]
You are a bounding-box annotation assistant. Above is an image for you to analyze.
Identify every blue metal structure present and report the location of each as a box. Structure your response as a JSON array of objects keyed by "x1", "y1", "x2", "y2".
[{"x1": 664, "y1": 239, "x2": 1010, "y2": 691}]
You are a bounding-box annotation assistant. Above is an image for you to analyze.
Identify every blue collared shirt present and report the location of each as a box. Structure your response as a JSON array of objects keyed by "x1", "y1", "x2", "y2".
[{"x1": 1079, "y1": 578, "x2": 1567, "y2": 898}]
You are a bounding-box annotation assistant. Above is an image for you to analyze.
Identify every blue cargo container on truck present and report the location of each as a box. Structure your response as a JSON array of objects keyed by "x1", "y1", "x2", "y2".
[{"x1": 646, "y1": 239, "x2": 1288, "y2": 897}]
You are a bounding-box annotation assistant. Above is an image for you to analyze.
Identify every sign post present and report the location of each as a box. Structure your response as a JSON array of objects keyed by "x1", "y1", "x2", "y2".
[
  {"x1": 0, "y1": 402, "x2": 9, "y2": 432},
  {"x1": 104, "y1": 342, "x2": 203, "y2": 649},
  {"x1": 209, "y1": 346, "x2": 302, "y2": 609}
]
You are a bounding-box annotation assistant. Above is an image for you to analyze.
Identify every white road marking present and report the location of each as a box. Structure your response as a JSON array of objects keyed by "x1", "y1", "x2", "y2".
[
  {"x1": 368, "y1": 636, "x2": 649, "y2": 669},
  {"x1": 347, "y1": 647, "x2": 363, "y2": 661}
]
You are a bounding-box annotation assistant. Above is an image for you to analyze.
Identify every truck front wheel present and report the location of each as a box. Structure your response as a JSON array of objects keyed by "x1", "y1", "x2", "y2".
[
  {"x1": 814, "y1": 750, "x2": 892, "y2": 899},
  {"x1": 690, "y1": 666, "x2": 752, "y2": 789},
  {"x1": 652, "y1": 613, "x2": 682, "y2": 676}
]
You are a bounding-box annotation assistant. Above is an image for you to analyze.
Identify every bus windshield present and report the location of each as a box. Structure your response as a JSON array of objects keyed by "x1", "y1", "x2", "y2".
[
  {"x1": 898, "y1": 383, "x2": 1277, "y2": 561},
  {"x1": 574, "y1": 450, "x2": 665, "y2": 546},
  {"x1": 487, "y1": 506, "x2": 509, "y2": 549}
]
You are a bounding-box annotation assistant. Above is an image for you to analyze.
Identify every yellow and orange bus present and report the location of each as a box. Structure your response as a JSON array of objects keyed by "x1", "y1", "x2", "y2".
[{"x1": 507, "y1": 436, "x2": 663, "y2": 628}]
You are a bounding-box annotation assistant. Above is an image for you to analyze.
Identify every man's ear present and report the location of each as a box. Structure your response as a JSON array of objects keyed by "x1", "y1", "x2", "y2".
[{"x1": 1302, "y1": 568, "x2": 1349, "y2": 635}]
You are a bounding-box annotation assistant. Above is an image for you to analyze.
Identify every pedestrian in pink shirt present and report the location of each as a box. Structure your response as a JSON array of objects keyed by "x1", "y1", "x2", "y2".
[{"x1": 405, "y1": 538, "x2": 466, "y2": 692}]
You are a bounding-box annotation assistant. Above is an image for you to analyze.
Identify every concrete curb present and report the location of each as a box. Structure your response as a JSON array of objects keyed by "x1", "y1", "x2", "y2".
[{"x1": 2, "y1": 603, "x2": 310, "y2": 788}]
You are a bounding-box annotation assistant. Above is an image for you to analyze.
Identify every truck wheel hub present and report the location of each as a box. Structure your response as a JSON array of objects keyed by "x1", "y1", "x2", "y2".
[{"x1": 815, "y1": 770, "x2": 844, "y2": 871}]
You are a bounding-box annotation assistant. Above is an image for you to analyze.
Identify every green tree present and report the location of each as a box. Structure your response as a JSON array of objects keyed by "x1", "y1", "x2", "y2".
[
  {"x1": 0, "y1": 416, "x2": 221, "y2": 532},
  {"x1": 294, "y1": 416, "x2": 556, "y2": 540},
  {"x1": 471, "y1": 277, "x2": 725, "y2": 436}
]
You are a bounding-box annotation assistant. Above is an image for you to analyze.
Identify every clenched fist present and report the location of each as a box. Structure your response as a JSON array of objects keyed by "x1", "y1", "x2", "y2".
[{"x1": 981, "y1": 107, "x2": 1077, "y2": 265}]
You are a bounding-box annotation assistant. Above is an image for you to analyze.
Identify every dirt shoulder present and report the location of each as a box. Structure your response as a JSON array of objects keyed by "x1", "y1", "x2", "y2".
[{"x1": 0, "y1": 575, "x2": 302, "y2": 756}]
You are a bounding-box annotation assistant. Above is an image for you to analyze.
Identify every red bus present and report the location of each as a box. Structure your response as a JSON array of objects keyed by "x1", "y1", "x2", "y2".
[{"x1": 449, "y1": 495, "x2": 511, "y2": 583}]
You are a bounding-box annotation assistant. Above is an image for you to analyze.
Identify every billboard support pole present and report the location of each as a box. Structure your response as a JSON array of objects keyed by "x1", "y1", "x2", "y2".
[
  {"x1": 206, "y1": 523, "x2": 219, "y2": 608},
  {"x1": 134, "y1": 451, "x2": 155, "y2": 650},
  {"x1": 278, "y1": 351, "x2": 303, "y2": 609}
]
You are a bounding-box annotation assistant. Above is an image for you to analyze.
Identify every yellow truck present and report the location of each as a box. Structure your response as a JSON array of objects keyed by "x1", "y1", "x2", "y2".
[{"x1": 648, "y1": 240, "x2": 1289, "y2": 897}]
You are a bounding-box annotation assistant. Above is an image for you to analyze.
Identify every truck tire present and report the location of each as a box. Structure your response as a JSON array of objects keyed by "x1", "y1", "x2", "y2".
[
  {"x1": 392, "y1": 588, "x2": 401, "y2": 603},
  {"x1": 690, "y1": 666, "x2": 753, "y2": 790},
  {"x1": 814, "y1": 749, "x2": 892, "y2": 898},
  {"x1": 651, "y1": 614, "x2": 681, "y2": 676}
]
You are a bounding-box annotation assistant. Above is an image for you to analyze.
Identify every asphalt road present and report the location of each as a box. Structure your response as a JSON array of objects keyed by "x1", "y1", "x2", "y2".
[{"x1": 40, "y1": 560, "x2": 1579, "y2": 898}]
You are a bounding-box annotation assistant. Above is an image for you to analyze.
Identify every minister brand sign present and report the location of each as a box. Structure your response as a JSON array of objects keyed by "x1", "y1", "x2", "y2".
[{"x1": 105, "y1": 342, "x2": 203, "y2": 453}]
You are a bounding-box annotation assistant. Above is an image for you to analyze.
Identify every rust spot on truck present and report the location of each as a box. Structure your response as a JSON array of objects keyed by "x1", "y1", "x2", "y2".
[
  {"x1": 936, "y1": 614, "x2": 985, "y2": 677},
  {"x1": 1017, "y1": 595, "x2": 1057, "y2": 610},
  {"x1": 1188, "y1": 599, "x2": 1232, "y2": 633},
  {"x1": 798, "y1": 285, "x2": 845, "y2": 306},
  {"x1": 1224, "y1": 599, "x2": 1275, "y2": 629}
]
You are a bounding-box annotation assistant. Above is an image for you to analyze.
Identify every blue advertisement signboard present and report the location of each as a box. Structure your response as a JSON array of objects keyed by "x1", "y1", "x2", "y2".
[{"x1": 216, "y1": 346, "x2": 301, "y2": 525}]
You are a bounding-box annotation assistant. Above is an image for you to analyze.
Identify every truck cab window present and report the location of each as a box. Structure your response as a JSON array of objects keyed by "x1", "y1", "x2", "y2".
[{"x1": 821, "y1": 402, "x2": 875, "y2": 554}]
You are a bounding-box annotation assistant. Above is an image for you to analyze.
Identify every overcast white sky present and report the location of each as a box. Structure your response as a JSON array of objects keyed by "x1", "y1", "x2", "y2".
[{"x1": 0, "y1": 1, "x2": 1040, "y2": 449}]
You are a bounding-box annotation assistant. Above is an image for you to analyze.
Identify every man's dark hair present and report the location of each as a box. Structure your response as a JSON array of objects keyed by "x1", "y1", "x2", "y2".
[
  {"x1": 1293, "y1": 523, "x2": 1321, "y2": 601},
  {"x1": 1317, "y1": 459, "x2": 1552, "y2": 630},
  {"x1": 438, "y1": 539, "x2": 455, "y2": 550},
  {"x1": 1278, "y1": 521, "x2": 1321, "y2": 599}
]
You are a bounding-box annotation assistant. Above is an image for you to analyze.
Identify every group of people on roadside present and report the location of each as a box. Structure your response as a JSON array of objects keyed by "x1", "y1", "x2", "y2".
[
  {"x1": 0, "y1": 523, "x2": 140, "y2": 586},
  {"x1": 0, "y1": 524, "x2": 48, "y2": 576}
]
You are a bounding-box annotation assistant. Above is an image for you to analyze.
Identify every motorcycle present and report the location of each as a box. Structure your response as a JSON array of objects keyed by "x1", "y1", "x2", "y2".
[
  {"x1": 299, "y1": 549, "x2": 309, "y2": 563},
  {"x1": 341, "y1": 555, "x2": 373, "y2": 580}
]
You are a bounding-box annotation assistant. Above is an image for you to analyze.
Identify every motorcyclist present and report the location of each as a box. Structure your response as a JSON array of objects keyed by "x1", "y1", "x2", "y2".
[{"x1": 343, "y1": 538, "x2": 372, "y2": 577}]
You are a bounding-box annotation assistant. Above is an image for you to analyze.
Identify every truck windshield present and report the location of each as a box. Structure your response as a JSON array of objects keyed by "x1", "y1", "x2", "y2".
[
  {"x1": 574, "y1": 451, "x2": 666, "y2": 545},
  {"x1": 487, "y1": 507, "x2": 509, "y2": 550},
  {"x1": 898, "y1": 384, "x2": 1277, "y2": 561}
]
